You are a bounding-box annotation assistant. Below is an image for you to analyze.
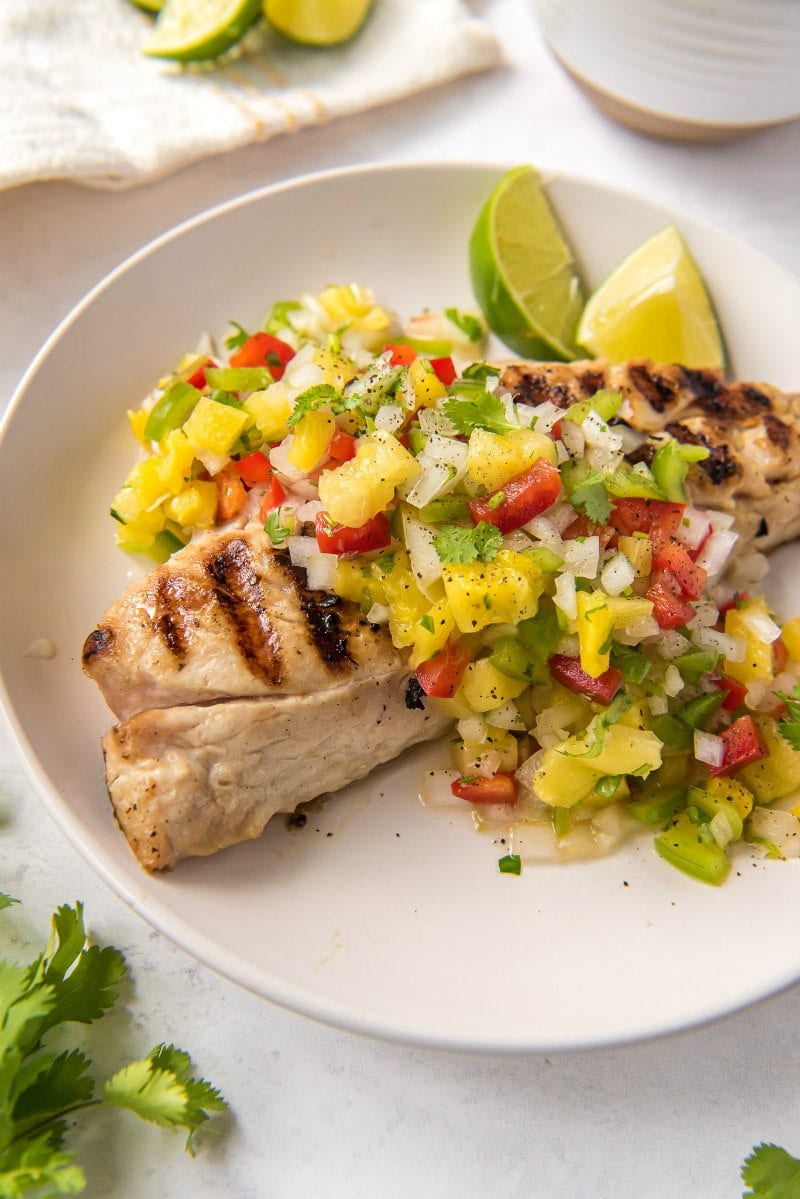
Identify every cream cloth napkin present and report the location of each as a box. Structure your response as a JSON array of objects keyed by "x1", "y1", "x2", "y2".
[{"x1": 0, "y1": 0, "x2": 501, "y2": 190}]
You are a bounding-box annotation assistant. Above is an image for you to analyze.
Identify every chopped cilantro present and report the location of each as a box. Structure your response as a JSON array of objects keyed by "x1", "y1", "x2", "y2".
[
  {"x1": 223, "y1": 320, "x2": 251, "y2": 351},
  {"x1": 264, "y1": 508, "x2": 293, "y2": 547},
  {"x1": 461, "y1": 362, "x2": 498, "y2": 383},
  {"x1": 567, "y1": 692, "x2": 634, "y2": 759},
  {"x1": 776, "y1": 683, "x2": 800, "y2": 749},
  {"x1": 741, "y1": 1143, "x2": 800, "y2": 1196},
  {"x1": 570, "y1": 476, "x2": 612, "y2": 524},
  {"x1": 374, "y1": 551, "x2": 396, "y2": 574},
  {"x1": 433, "y1": 521, "x2": 503, "y2": 565},
  {"x1": 482, "y1": 594, "x2": 492, "y2": 610},
  {"x1": 444, "y1": 307, "x2": 484, "y2": 342},
  {"x1": 594, "y1": 774, "x2": 623, "y2": 800},
  {"x1": 286, "y1": 384, "x2": 340, "y2": 427},
  {"x1": 264, "y1": 299, "x2": 301, "y2": 335},
  {"x1": 443, "y1": 392, "x2": 514, "y2": 436},
  {"x1": 109, "y1": 508, "x2": 126, "y2": 525},
  {"x1": 498, "y1": 854, "x2": 522, "y2": 876},
  {"x1": 419, "y1": 614, "x2": 435, "y2": 634}
]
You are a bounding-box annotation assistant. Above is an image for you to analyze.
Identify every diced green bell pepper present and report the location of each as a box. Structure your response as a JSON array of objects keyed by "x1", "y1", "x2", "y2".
[
  {"x1": 655, "y1": 813, "x2": 731, "y2": 885},
  {"x1": 143, "y1": 381, "x2": 201, "y2": 443}
]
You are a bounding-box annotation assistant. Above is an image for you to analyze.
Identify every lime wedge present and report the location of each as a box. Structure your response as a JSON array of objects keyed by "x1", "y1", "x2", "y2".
[
  {"x1": 264, "y1": 0, "x2": 373, "y2": 46},
  {"x1": 131, "y1": 0, "x2": 164, "y2": 12},
  {"x1": 144, "y1": 0, "x2": 262, "y2": 62},
  {"x1": 468, "y1": 165, "x2": 584, "y2": 361},
  {"x1": 576, "y1": 225, "x2": 725, "y2": 369}
]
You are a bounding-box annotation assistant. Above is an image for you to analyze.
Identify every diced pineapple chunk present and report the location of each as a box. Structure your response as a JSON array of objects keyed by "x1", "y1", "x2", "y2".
[
  {"x1": 183, "y1": 396, "x2": 249, "y2": 457},
  {"x1": 781, "y1": 616, "x2": 800, "y2": 663},
  {"x1": 451, "y1": 729, "x2": 519, "y2": 773},
  {"x1": 465, "y1": 429, "x2": 524, "y2": 495},
  {"x1": 724, "y1": 596, "x2": 774, "y2": 684},
  {"x1": 409, "y1": 597, "x2": 456, "y2": 668},
  {"x1": 442, "y1": 550, "x2": 543, "y2": 634},
  {"x1": 317, "y1": 430, "x2": 420, "y2": 528},
  {"x1": 127, "y1": 406, "x2": 151, "y2": 447},
  {"x1": 288, "y1": 409, "x2": 335, "y2": 472},
  {"x1": 157, "y1": 429, "x2": 195, "y2": 495},
  {"x1": 505, "y1": 428, "x2": 559, "y2": 467},
  {"x1": 738, "y1": 716, "x2": 800, "y2": 803},
  {"x1": 533, "y1": 724, "x2": 662, "y2": 807},
  {"x1": 458, "y1": 658, "x2": 528, "y2": 713},
  {"x1": 617, "y1": 534, "x2": 652, "y2": 579},
  {"x1": 576, "y1": 590, "x2": 614, "y2": 677},
  {"x1": 407, "y1": 358, "x2": 447, "y2": 410},
  {"x1": 163, "y1": 481, "x2": 217, "y2": 529},
  {"x1": 243, "y1": 387, "x2": 292, "y2": 442}
]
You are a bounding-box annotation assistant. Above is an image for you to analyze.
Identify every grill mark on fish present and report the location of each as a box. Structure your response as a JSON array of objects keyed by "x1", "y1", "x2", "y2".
[
  {"x1": 152, "y1": 574, "x2": 190, "y2": 661},
  {"x1": 82, "y1": 625, "x2": 114, "y2": 665},
  {"x1": 579, "y1": 368, "x2": 606, "y2": 395},
  {"x1": 696, "y1": 383, "x2": 773, "y2": 421},
  {"x1": 763, "y1": 412, "x2": 792, "y2": 451},
  {"x1": 272, "y1": 550, "x2": 354, "y2": 670},
  {"x1": 663, "y1": 422, "x2": 739, "y2": 484},
  {"x1": 206, "y1": 537, "x2": 283, "y2": 685},
  {"x1": 679, "y1": 366, "x2": 723, "y2": 402},
  {"x1": 627, "y1": 364, "x2": 678, "y2": 413}
]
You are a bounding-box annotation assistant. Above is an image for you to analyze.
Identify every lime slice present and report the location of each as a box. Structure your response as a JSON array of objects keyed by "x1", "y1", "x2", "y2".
[
  {"x1": 144, "y1": 0, "x2": 262, "y2": 62},
  {"x1": 264, "y1": 0, "x2": 373, "y2": 46},
  {"x1": 468, "y1": 165, "x2": 584, "y2": 361},
  {"x1": 576, "y1": 225, "x2": 725, "y2": 369},
  {"x1": 131, "y1": 0, "x2": 163, "y2": 13}
]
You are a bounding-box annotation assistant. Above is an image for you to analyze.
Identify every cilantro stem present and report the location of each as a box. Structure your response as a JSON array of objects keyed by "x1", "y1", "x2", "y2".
[{"x1": 11, "y1": 1100, "x2": 103, "y2": 1144}]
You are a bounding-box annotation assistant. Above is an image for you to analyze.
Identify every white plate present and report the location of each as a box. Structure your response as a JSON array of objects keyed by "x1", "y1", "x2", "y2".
[{"x1": 2, "y1": 162, "x2": 800, "y2": 1052}]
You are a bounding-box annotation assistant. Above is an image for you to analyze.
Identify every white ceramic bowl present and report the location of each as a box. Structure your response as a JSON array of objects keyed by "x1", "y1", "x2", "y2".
[
  {"x1": 2, "y1": 162, "x2": 800, "y2": 1051},
  {"x1": 535, "y1": 0, "x2": 800, "y2": 139}
]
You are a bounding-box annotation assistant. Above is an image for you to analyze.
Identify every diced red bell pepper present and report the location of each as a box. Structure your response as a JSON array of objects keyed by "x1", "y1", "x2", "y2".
[
  {"x1": 646, "y1": 570, "x2": 696, "y2": 630},
  {"x1": 415, "y1": 639, "x2": 471, "y2": 699},
  {"x1": 548, "y1": 654, "x2": 623, "y2": 704},
  {"x1": 610, "y1": 498, "x2": 685, "y2": 554},
  {"x1": 230, "y1": 332, "x2": 295, "y2": 380},
  {"x1": 216, "y1": 463, "x2": 247, "y2": 521},
  {"x1": 186, "y1": 357, "x2": 216, "y2": 389},
  {"x1": 236, "y1": 450, "x2": 273, "y2": 487},
  {"x1": 314, "y1": 511, "x2": 391, "y2": 556},
  {"x1": 773, "y1": 637, "x2": 789, "y2": 673},
  {"x1": 468, "y1": 457, "x2": 562, "y2": 534},
  {"x1": 451, "y1": 772, "x2": 518, "y2": 804},
  {"x1": 383, "y1": 342, "x2": 417, "y2": 367},
  {"x1": 718, "y1": 675, "x2": 748, "y2": 712},
  {"x1": 430, "y1": 356, "x2": 457, "y2": 386},
  {"x1": 718, "y1": 590, "x2": 749, "y2": 616},
  {"x1": 562, "y1": 511, "x2": 617, "y2": 549},
  {"x1": 258, "y1": 476, "x2": 287, "y2": 521},
  {"x1": 327, "y1": 429, "x2": 357, "y2": 463},
  {"x1": 707, "y1": 714, "x2": 768, "y2": 778},
  {"x1": 652, "y1": 539, "x2": 707, "y2": 600}
]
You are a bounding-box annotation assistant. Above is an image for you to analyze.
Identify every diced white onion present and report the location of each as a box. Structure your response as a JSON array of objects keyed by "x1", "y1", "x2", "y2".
[
  {"x1": 582, "y1": 409, "x2": 623, "y2": 452},
  {"x1": 287, "y1": 535, "x2": 317, "y2": 568},
  {"x1": 304, "y1": 552, "x2": 338, "y2": 592},
  {"x1": 745, "y1": 680, "x2": 769, "y2": 708},
  {"x1": 374, "y1": 403, "x2": 406, "y2": 433},
  {"x1": 485, "y1": 702, "x2": 525, "y2": 731},
  {"x1": 528, "y1": 401, "x2": 563, "y2": 434},
  {"x1": 556, "y1": 440, "x2": 570, "y2": 464},
  {"x1": 402, "y1": 511, "x2": 442, "y2": 594},
  {"x1": 708, "y1": 509, "x2": 736, "y2": 532},
  {"x1": 748, "y1": 807, "x2": 800, "y2": 858},
  {"x1": 424, "y1": 433, "x2": 469, "y2": 474},
  {"x1": 740, "y1": 608, "x2": 782, "y2": 644},
  {"x1": 417, "y1": 408, "x2": 457, "y2": 437},
  {"x1": 687, "y1": 599, "x2": 719, "y2": 630},
  {"x1": 365, "y1": 602, "x2": 390, "y2": 625},
  {"x1": 269, "y1": 437, "x2": 308, "y2": 481},
  {"x1": 674, "y1": 507, "x2": 712, "y2": 552},
  {"x1": 560, "y1": 420, "x2": 585, "y2": 457},
  {"x1": 696, "y1": 530, "x2": 738, "y2": 577},
  {"x1": 555, "y1": 634, "x2": 580, "y2": 657},
  {"x1": 657, "y1": 630, "x2": 692, "y2": 659},
  {"x1": 563, "y1": 536, "x2": 600, "y2": 579},
  {"x1": 614, "y1": 616, "x2": 660, "y2": 644},
  {"x1": 694, "y1": 729, "x2": 725, "y2": 767},
  {"x1": 295, "y1": 499, "x2": 324, "y2": 524},
  {"x1": 663, "y1": 665, "x2": 684, "y2": 696},
  {"x1": 457, "y1": 714, "x2": 489, "y2": 744},
  {"x1": 515, "y1": 749, "x2": 545, "y2": 792},
  {"x1": 710, "y1": 810, "x2": 735, "y2": 848},
  {"x1": 692, "y1": 627, "x2": 747, "y2": 662},
  {"x1": 513, "y1": 402, "x2": 536, "y2": 429},
  {"x1": 554, "y1": 572, "x2": 577, "y2": 620},
  {"x1": 524, "y1": 516, "x2": 564, "y2": 552},
  {"x1": 405, "y1": 460, "x2": 457, "y2": 508},
  {"x1": 548, "y1": 503, "x2": 579, "y2": 534},
  {"x1": 600, "y1": 553, "x2": 635, "y2": 596},
  {"x1": 586, "y1": 446, "x2": 624, "y2": 474},
  {"x1": 649, "y1": 695, "x2": 669, "y2": 715},
  {"x1": 615, "y1": 424, "x2": 646, "y2": 454}
]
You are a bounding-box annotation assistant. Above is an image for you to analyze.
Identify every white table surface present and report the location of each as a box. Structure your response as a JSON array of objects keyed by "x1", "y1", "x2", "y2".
[{"x1": 2, "y1": 2, "x2": 800, "y2": 1195}]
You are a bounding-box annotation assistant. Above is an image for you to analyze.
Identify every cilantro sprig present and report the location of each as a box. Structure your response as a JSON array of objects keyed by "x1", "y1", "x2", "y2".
[
  {"x1": 742, "y1": 1142, "x2": 800, "y2": 1196},
  {"x1": 775, "y1": 683, "x2": 800, "y2": 749},
  {"x1": 0, "y1": 900, "x2": 226, "y2": 1195},
  {"x1": 433, "y1": 521, "x2": 503, "y2": 565},
  {"x1": 443, "y1": 392, "x2": 514, "y2": 437}
]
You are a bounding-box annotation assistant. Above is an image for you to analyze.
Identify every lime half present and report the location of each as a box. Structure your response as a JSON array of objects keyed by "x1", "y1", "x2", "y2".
[
  {"x1": 144, "y1": 0, "x2": 262, "y2": 62},
  {"x1": 264, "y1": 0, "x2": 373, "y2": 46},
  {"x1": 576, "y1": 225, "x2": 724, "y2": 369},
  {"x1": 469, "y1": 165, "x2": 584, "y2": 361}
]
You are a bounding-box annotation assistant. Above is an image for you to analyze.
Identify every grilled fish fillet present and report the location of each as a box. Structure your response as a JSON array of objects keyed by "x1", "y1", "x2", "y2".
[
  {"x1": 501, "y1": 359, "x2": 800, "y2": 552},
  {"x1": 83, "y1": 528, "x2": 450, "y2": 870}
]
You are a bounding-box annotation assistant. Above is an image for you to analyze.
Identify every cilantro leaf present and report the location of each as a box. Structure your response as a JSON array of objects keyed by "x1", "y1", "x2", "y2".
[
  {"x1": 0, "y1": 895, "x2": 19, "y2": 910},
  {"x1": 443, "y1": 392, "x2": 514, "y2": 436},
  {"x1": 286, "y1": 384, "x2": 340, "y2": 428},
  {"x1": 742, "y1": 1143, "x2": 800, "y2": 1197},
  {"x1": 444, "y1": 307, "x2": 483, "y2": 342},
  {"x1": 0, "y1": 1132, "x2": 86, "y2": 1196},
  {"x1": 570, "y1": 476, "x2": 612, "y2": 524},
  {"x1": 433, "y1": 521, "x2": 503, "y2": 565},
  {"x1": 223, "y1": 320, "x2": 250, "y2": 351},
  {"x1": 775, "y1": 684, "x2": 800, "y2": 749},
  {"x1": 264, "y1": 508, "x2": 293, "y2": 548},
  {"x1": 566, "y1": 692, "x2": 634, "y2": 759},
  {"x1": 12, "y1": 1050, "x2": 94, "y2": 1136}
]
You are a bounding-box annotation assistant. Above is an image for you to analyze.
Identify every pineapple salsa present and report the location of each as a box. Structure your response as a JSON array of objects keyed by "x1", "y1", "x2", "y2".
[{"x1": 111, "y1": 283, "x2": 800, "y2": 885}]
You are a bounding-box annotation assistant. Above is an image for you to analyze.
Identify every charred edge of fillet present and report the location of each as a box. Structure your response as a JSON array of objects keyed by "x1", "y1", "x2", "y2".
[
  {"x1": 762, "y1": 411, "x2": 793, "y2": 452},
  {"x1": 404, "y1": 677, "x2": 426, "y2": 710},
  {"x1": 679, "y1": 366, "x2": 723, "y2": 402},
  {"x1": 500, "y1": 367, "x2": 580, "y2": 410},
  {"x1": 579, "y1": 368, "x2": 606, "y2": 396},
  {"x1": 205, "y1": 537, "x2": 283, "y2": 685},
  {"x1": 626, "y1": 363, "x2": 682, "y2": 413},
  {"x1": 694, "y1": 382, "x2": 774, "y2": 422},
  {"x1": 82, "y1": 625, "x2": 114, "y2": 665},
  {"x1": 664, "y1": 422, "x2": 739, "y2": 484},
  {"x1": 273, "y1": 549, "x2": 355, "y2": 670}
]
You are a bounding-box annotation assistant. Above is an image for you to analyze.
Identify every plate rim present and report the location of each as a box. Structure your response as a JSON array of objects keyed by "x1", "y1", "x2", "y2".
[{"x1": 3, "y1": 158, "x2": 800, "y2": 1053}]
